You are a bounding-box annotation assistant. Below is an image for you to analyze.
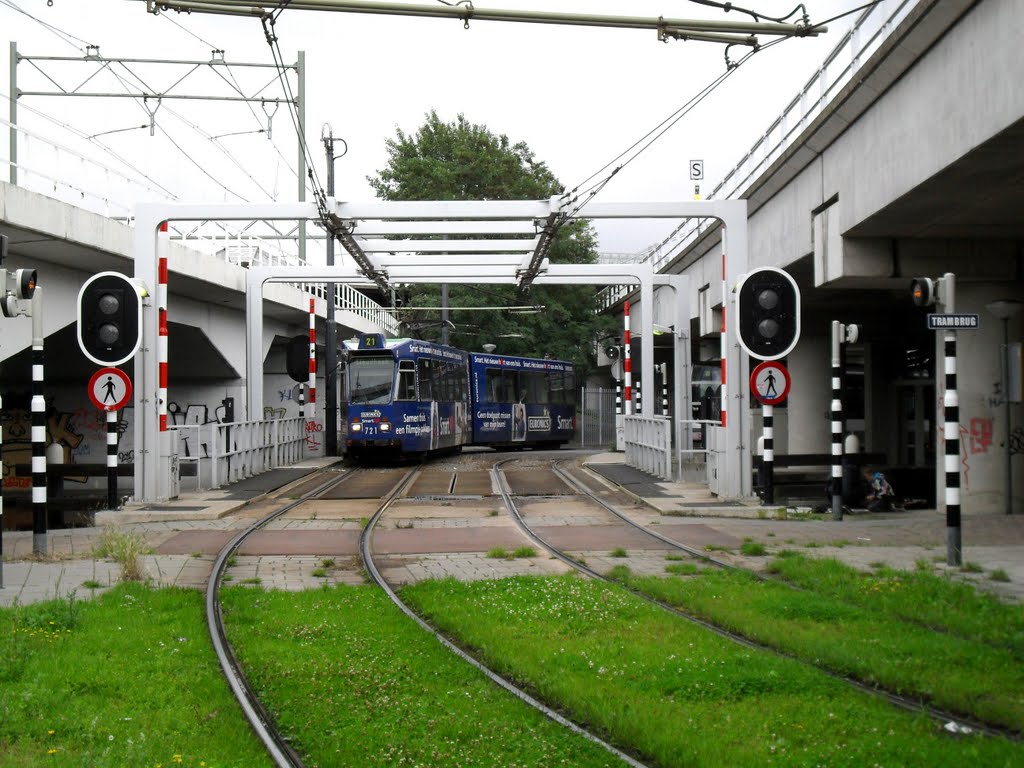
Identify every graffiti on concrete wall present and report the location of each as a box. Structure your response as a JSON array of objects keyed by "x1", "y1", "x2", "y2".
[
  {"x1": 1011, "y1": 427, "x2": 1024, "y2": 456},
  {"x1": 1, "y1": 392, "x2": 93, "y2": 489},
  {"x1": 968, "y1": 417, "x2": 994, "y2": 455}
]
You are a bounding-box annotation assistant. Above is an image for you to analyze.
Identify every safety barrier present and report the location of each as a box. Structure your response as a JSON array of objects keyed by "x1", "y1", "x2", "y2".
[
  {"x1": 623, "y1": 415, "x2": 672, "y2": 480},
  {"x1": 170, "y1": 416, "x2": 306, "y2": 490}
]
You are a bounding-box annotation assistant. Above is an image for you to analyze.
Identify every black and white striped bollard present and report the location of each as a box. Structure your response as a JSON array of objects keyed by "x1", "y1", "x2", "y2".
[
  {"x1": 944, "y1": 332, "x2": 962, "y2": 565},
  {"x1": 763, "y1": 404, "x2": 775, "y2": 504},
  {"x1": 106, "y1": 411, "x2": 119, "y2": 510}
]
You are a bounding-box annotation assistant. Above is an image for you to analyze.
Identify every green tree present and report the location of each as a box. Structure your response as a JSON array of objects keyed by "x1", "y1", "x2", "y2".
[{"x1": 368, "y1": 111, "x2": 617, "y2": 376}]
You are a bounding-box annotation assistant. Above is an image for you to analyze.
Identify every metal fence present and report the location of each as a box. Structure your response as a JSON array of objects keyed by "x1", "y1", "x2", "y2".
[
  {"x1": 577, "y1": 387, "x2": 618, "y2": 448},
  {"x1": 170, "y1": 416, "x2": 306, "y2": 491}
]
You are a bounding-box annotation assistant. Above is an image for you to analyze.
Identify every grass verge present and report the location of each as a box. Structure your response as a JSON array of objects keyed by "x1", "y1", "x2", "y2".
[
  {"x1": 402, "y1": 574, "x2": 1024, "y2": 767},
  {"x1": 0, "y1": 584, "x2": 269, "y2": 767},
  {"x1": 221, "y1": 584, "x2": 623, "y2": 766},
  {"x1": 611, "y1": 556, "x2": 1024, "y2": 731}
]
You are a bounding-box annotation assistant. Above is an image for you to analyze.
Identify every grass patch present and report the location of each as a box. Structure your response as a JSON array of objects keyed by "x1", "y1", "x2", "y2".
[
  {"x1": 704, "y1": 544, "x2": 732, "y2": 553},
  {"x1": 226, "y1": 555, "x2": 237, "y2": 568},
  {"x1": 222, "y1": 584, "x2": 617, "y2": 766},
  {"x1": 320, "y1": 558, "x2": 335, "y2": 568},
  {"x1": 403, "y1": 575, "x2": 1024, "y2": 766},
  {"x1": 740, "y1": 539, "x2": 767, "y2": 557},
  {"x1": 311, "y1": 568, "x2": 328, "y2": 578},
  {"x1": 664, "y1": 562, "x2": 699, "y2": 576},
  {"x1": 486, "y1": 547, "x2": 509, "y2": 559},
  {"x1": 961, "y1": 561, "x2": 985, "y2": 574},
  {"x1": 81, "y1": 580, "x2": 103, "y2": 590},
  {"x1": 665, "y1": 554, "x2": 685, "y2": 561},
  {"x1": 610, "y1": 547, "x2": 628, "y2": 558},
  {"x1": 990, "y1": 568, "x2": 1011, "y2": 583},
  {"x1": 92, "y1": 527, "x2": 147, "y2": 582},
  {"x1": 512, "y1": 546, "x2": 537, "y2": 558},
  {"x1": 0, "y1": 584, "x2": 270, "y2": 766},
  {"x1": 240, "y1": 578, "x2": 262, "y2": 586}
]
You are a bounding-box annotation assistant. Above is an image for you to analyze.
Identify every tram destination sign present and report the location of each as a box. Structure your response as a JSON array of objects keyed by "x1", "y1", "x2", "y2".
[{"x1": 927, "y1": 313, "x2": 980, "y2": 330}]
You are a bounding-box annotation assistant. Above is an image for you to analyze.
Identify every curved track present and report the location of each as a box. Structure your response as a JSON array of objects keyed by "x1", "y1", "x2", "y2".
[
  {"x1": 205, "y1": 467, "x2": 363, "y2": 768},
  {"x1": 205, "y1": 454, "x2": 1017, "y2": 766},
  {"x1": 359, "y1": 458, "x2": 651, "y2": 768},
  {"x1": 492, "y1": 456, "x2": 1020, "y2": 742}
]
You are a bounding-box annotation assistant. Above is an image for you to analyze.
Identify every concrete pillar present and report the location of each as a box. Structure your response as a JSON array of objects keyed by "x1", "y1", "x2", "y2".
[{"x1": 786, "y1": 332, "x2": 830, "y2": 454}]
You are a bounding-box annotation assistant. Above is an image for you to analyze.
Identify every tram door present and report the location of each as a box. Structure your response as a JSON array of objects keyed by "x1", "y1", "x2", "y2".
[{"x1": 894, "y1": 381, "x2": 935, "y2": 467}]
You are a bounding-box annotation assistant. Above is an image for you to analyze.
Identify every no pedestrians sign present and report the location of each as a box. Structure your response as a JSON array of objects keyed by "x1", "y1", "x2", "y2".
[{"x1": 88, "y1": 368, "x2": 132, "y2": 412}]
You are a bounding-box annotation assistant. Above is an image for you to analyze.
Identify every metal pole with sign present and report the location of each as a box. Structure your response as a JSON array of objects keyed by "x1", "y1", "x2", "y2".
[
  {"x1": 751, "y1": 361, "x2": 791, "y2": 505},
  {"x1": 88, "y1": 368, "x2": 132, "y2": 510}
]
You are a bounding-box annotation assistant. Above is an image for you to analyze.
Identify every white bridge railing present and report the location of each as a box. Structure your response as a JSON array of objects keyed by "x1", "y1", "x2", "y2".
[
  {"x1": 624, "y1": 415, "x2": 672, "y2": 481},
  {"x1": 170, "y1": 416, "x2": 306, "y2": 491}
]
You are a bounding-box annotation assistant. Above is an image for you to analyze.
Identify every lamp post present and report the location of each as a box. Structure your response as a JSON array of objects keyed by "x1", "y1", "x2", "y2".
[{"x1": 985, "y1": 299, "x2": 1023, "y2": 514}]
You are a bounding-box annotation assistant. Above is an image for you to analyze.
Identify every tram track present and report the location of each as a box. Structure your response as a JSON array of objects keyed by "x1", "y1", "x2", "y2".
[
  {"x1": 205, "y1": 465, "x2": 402, "y2": 768},
  {"x1": 492, "y1": 456, "x2": 1021, "y2": 743},
  {"x1": 360, "y1": 456, "x2": 651, "y2": 768},
  {"x1": 205, "y1": 453, "x2": 1017, "y2": 767}
]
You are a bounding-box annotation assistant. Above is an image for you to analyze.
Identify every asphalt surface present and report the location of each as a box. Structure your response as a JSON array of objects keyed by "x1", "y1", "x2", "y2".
[{"x1": 2, "y1": 452, "x2": 1022, "y2": 606}]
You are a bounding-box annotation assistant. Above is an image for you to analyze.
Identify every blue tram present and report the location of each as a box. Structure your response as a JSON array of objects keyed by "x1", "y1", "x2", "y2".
[
  {"x1": 469, "y1": 352, "x2": 575, "y2": 450},
  {"x1": 342, "y1": 333, "x2": 575, "y2": 459}
]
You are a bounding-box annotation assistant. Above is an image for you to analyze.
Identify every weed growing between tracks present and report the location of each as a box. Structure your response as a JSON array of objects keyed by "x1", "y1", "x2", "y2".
[
  {"x1": 220, "y1": 585, "x2": 621, "y2": 767},
  {"x1": 403, "y1": 574, "x2": 1024, "y2": 767},
  {"x1": 0, "y1": 583, "x2": 270, "y2": 767},
  {"x1": 609, "y1": 557, "x2": 1024, "y2": 733}
]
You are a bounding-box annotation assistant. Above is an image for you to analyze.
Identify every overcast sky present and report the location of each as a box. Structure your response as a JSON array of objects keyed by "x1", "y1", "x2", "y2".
[{"x1": 1, "y1": 0, "x2": 864, "y2": 256}]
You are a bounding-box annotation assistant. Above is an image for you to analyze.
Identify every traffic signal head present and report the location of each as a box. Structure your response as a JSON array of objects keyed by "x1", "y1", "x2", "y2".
[
  {"x1": 1, "y1": 268, "x2": 38, "y2": 317},
  {"x1": 910, "y1": 277, "x2": 935, "y2": 307},
  {"x1": 735, "y1": 267, "x2": 801, "y2": 360},
  {"x1": 604, "y1": 344, "x2": 620, "y2": 361},
  {"x1": 286, "y1": 334, "x2": 311, "y2": 383},
  {"x1": 77, "y1": 272, "x2": 143, "y2": 366}
]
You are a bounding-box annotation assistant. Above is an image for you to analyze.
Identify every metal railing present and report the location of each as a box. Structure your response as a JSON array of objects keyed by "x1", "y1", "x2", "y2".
[
  {"x1": 598, "y1": 0, "x2": 917, "y2": 308},
  {"x1": 578, "y1": 387, "x2": 618, "y2": 448},
  {"x1": 2, "y1": 115, "x2": 397, "y2": 334},
  {"x1": 624, "y1": 415, "x2": 672, "y2": 480},
  {"x1": 169, "y1": 416, "x2": 306, "y2": 490}
]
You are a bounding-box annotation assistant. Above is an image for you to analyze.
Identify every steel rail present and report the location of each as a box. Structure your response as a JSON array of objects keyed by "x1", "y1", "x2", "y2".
[
  {"x1": 495, "y1": 457, "x2": 1019, "y2": 742},
  {"x1": 206, "y1": 466, "x2": 353, "y2": 768},
  {"x1": 359, "y1": 460, "x2": 651, "y2": 768}
]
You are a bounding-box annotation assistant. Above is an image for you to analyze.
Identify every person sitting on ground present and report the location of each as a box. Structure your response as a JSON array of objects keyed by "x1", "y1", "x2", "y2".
[{"x1": 864, "y1": 468, "x2": 895, "y2": 512}]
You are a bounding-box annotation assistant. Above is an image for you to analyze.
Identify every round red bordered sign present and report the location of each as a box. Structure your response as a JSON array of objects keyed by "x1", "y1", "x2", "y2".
[
  {"x1": 750, "y1": 361, "x2": 790, "y2": 406},
  {"x1": 88, "y1": 368, "x2": 133, "y2": 411}
]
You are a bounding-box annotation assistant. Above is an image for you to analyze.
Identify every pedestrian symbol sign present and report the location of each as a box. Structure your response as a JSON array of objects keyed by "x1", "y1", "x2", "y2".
[
  {"x1": 88, "y1": 367, "x2": 132, "y2": 412},
  {"x1": 750, "y1": 361, "x2": 790, "y2": 406}
]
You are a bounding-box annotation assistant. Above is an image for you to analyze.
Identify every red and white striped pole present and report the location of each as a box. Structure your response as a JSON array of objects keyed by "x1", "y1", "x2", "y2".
[
  {"x1": 308, "y1": 298, "x2": 316, "y2": 418},
  {"x1": 158, "y1": 221, "x2": 169, "y2": 432},
  {"x1": 720, "y1": 249, "x2": 727, "y2": 428},
  {"x1": 623, "y1": 300, "x2": 633, "y2": 416}
]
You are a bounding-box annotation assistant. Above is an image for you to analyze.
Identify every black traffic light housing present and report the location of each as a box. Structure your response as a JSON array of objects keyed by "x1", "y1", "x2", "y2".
[
  {"x1": 77, "y1": 271, "x2": 143, "y2": 366},
  {"x1": 286, "y1": 334, "x2": 311, "y2": 383},
  {"x1": 910, "y1": 277, "x2": 935, "y2": 307},
  {"x1": 736, "y1": 267, "x2": 801, "y2": 361}
]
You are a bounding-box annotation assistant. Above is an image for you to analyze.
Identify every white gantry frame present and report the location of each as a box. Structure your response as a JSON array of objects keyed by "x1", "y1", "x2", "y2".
[{"x1": 134, "y1": 199, "x2": 749, "y2": 502}]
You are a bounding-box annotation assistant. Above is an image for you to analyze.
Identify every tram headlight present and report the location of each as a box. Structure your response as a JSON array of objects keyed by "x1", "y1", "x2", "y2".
[
  {"x1": 380, "y1": 421, "x2": 391, "y2": 432},
  {"x1": 350, "y1": 420, "x2": 362, "y2": 433}
]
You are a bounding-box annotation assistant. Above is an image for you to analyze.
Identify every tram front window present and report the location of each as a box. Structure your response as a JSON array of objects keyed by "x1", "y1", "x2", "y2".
[{"x1": 349, "y1": 356, "x2": 394, "y2": 404}]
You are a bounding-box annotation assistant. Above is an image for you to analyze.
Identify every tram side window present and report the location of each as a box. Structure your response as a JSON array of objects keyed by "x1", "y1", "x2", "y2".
[
  {"x1": 521, "y1": 371, "x2": 548, "y2": 404},
  {"x1": 549, "y1": 372, "x2": 564, "y2": 403},
  {"x1": 549, "y1": 370, "x2": 576, "y2": 404},
  {"x1": 396, "y1": 360, "x2": 416, "y2": 401},
  {"x1": 417, "y1": 358, "x2": 433, "y2": 401},
  {"x1": 485, "y1": 368, "x2": 516, "y2": 403}
]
